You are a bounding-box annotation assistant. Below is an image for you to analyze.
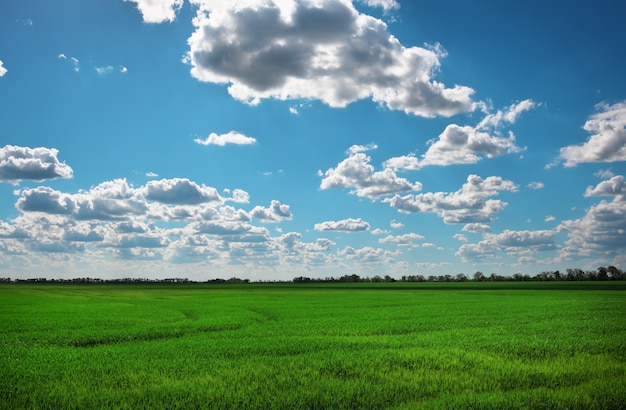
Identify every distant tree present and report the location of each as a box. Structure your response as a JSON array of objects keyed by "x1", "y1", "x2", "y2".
[
  {"x1": 473, "y1": 271, "x2": 485, "y2": 282},
  {"x1": 607, "y1": 266, "x2": 624, "y2": 280},
  {"x1": 456, "y1": 273, "x2": 468, "y2": 282},
  {"x1": 597, "y1": 267, "x2": 609, "y2": 281}
]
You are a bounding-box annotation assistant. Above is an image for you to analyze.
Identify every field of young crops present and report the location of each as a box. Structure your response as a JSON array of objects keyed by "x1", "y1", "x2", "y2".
[{"x1": 1, "y1": 282, "x2": 625, "y2": 409}]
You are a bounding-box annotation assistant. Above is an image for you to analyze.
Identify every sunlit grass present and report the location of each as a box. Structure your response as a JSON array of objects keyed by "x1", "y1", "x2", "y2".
[{"x1": 1, "y1": 282, "x2": 625, "y2": 409}]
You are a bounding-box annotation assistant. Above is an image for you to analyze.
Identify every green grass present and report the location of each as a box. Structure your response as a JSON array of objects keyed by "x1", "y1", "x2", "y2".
[{"x1": 1, "y1": 282, "x2": 625, "y2": 409}]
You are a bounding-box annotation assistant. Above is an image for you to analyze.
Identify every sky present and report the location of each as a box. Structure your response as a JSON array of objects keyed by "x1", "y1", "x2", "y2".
[{"x1": 1, "y1": 0, "x2": 625, "y2": 281}]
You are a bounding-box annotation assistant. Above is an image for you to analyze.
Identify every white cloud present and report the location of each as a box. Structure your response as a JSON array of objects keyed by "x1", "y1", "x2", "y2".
[
  {"x1": 95, "y1": 65, "x2": 114, "y2": 75},
  {"x1": 358, "y1": 0, "x2": 399, "y2": 12},
  {"x1": 146, "y1": 171, "x2": 158, "y2": 177},
  {"x1": 545, "y1": 215, "x2": 556, "y2": 222},
  {"x1": 124, "y1": 0, "x2": 183, "y2": 23},
  {"x1": 559, "y1": 101, "x2": 626, "y2": 167},
  {"x1": 194, "y1": 131, "x2": 257, "y2": 146},
  {"x1": 0, "y1": 60, "x2": 7, "y2": 77},
  {"x1": 339, "y1": 245, "x2": 395, "y2": 264},
  {"x1": 527, "y1": 181, "x2": 544, "y2": 190},
  {"x1": 385, "y1": 100, "x2": 533, "y2": 170},
  {"x1": 186, "y1": 0, "x2": 475, "y2": 117},
  {"x1": 456, "y1": 229, "x2": 558, "y2": 263},
  {"x1": 0, "y1": 145, "x2": 73, "y2": 183},
  {"x1": 390, "y1": 219, "x2": 404, "y2": 229},
  {"x1": 584, "y1": 175, "x2": 626, "y2": 199},
  {"x1": 144, "y1": 178, "x2": 222, "y2": 205},
  {"x1": 385, "y1": 175, "x2": 518, "y2": 224},
  {"x1": 557, "y1": 176, "x2": 626, "y2": 261},
  {"x1": 58, "y1": 54, "x2": 80, "y2": 72},
  {"x1": 378, "y1": 232, "x2": 424, "y2": 247},
  {"x1": 251, "y1": 200, "x2": 293, "y2": 223},
  {"x1": 314, "y1": 217, "x2": 370, "y2": 232},
  {"x1": 320, "y1": 145, "x2": 421, "y2": 199},
  {"x1": 462, "y1": 223, "x2": 492, "y2": 233}
]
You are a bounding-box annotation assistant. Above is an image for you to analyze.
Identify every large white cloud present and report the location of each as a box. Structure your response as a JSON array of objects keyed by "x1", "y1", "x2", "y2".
[
  {"x1": 559, "y1": 101, "x2": 626, "y2": 167},
  {"x1": 320, "y1": 145, "x2": 421, "y2": 198},
  {"x1": 124, "y1": 0, "x2": 183, "y2": 23},
  {"x1": 384, "y1": 175, "x2": 518, "y2": 224},
  {"x1": 186, "y1": 0, "x2": 475, "y2": 116},
  {"x1": 0, "y1": 145, "x2": 73, "y2": 183}
]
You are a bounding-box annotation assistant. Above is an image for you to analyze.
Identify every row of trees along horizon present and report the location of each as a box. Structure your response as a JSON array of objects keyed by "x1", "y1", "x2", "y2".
[{"x1": 1, "y1": 266, "x2": 624, "y2": 284}]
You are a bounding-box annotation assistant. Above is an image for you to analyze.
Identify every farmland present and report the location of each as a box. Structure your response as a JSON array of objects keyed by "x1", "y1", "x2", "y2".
[{"x1": 1, "y1": 282, "x2": 625, "y2": 409}]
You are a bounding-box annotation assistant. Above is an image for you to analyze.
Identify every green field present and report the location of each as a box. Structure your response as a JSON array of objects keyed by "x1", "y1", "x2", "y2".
[{"x1": 1, "y1": 282, "x2": 625, "y2": 409}]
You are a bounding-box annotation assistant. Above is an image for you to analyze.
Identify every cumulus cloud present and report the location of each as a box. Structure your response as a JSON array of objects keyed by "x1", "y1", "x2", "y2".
[
  {"x1": 378, "y1": 232, "x2": 424, "y2": 246},
  {"x1": 339, "y1": 245, "x2": 395, "y2": 263},
  {"x1": 0, "y1": 60, "x2": 7, "y2": 77},
  {"x1": 456, "y1": 229, "x2": 558, "y2": 263},
  {"x1": 314, "y1": 217, "x2": 370, "y2": 232},
  {"x1": 251, "y1": 200, "x2": 293, "y2": 223},
  {"x1": 124, "y1": 0, "x2": 183, "y2": 23},
  {"x1": 462, "y1": 223, "x2": 492, "y2": 233},
  {"x1": 584, "y1": 175, "x2": 626, "y2": 199},
  {"x1": 320, "y1": 145, "x2": 421, "y2": 198},
  {"x1": 144, "y1": 178, "x2": 222, "y2": 205},
  {"x1": 186, "y1": 0, "x2": 475, "y2": 116},
  {"x1": 358, "y1": 0, "x2": 399, "y2": 12},
  {"x1": 558, "y1": 175, "x2": 626, "y2": 260},
  {"x1": 0, "y1": 145, "x2": 73, "y2": 183},
  {"x1": 559, "y1": 101, "x2": 626, "y2": 167},
  {"x1": 385, "y1": 175, "x2": 518, "y2": 224},
  {"x1": 194, "y1": 131, "x2": 257, "y2": 146},
  {"x1": 385, "y1": 100, "x2": 534, "y2": 170}
]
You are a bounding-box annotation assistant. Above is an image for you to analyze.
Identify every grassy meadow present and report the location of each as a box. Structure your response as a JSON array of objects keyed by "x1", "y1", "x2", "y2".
[{"x1": 1, "y1": 282, "x2": 625, "y2": 409}]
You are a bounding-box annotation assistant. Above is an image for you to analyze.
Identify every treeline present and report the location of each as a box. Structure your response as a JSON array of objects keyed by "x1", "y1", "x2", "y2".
[
  {"x1": 294, "y1": 266, "x2": 625, "y2": 283},
  {"x1": 1, "y1": 266, "x2": 623, "y2": 284}
]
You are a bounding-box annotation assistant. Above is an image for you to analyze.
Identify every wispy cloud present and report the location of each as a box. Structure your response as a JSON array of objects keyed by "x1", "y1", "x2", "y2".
[{"x1": 194, "y1": 131, "x2": 256, "y2": 146}]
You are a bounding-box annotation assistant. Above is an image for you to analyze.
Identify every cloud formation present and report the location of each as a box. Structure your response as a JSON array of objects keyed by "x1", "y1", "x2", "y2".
[
  {"x1": 0, "y1": 60, "x2": 7, "y2": 77},
  {"x1": 314, "y1": 217, "x2": 370, "y2": 232},
  {"x1": 358, "y1": 0, "x2": 399, "y2": 12},
  {"x1": 320, "y1": 145, "x2": 421, "y2": 198},
  {"x1": 385, "y1": 175, "x2": 518, "y2": 224},
  {"x1": 0, "y1": 145, "x2": 73, "y2": 183},
  {"x1": 124, "y1": 0, "x2": 183, "y2": 23},
  {"x1": 186, "y1": 0, "x2": 475, "y2": 116},
  {"x1": 194, "y1": 131, "x2": 257, "y2": 146},
  {"x1": 559, "y1": 101, "x2": 626, "y2": 167},
  {"x1": 385, "y1": 100, "x2": 534, "y2": 170},
  {"x1": 560, "y1": 175, "x2": 626, "y2": 259}
]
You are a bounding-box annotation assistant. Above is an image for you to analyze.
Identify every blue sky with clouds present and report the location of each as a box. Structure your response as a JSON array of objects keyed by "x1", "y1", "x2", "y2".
[{"x1": 1, "y1": 0, "x2": 625, "y2": 280}]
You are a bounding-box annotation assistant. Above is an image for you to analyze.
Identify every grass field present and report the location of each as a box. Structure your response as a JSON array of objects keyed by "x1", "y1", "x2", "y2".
[{"x1": 1, "y1": 282, "x2": 625, "y2": 409}]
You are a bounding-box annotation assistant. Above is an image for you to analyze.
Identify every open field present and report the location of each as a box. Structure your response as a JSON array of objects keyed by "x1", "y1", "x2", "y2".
[{"x1": 1, "y1": 282, "x2": 625, "y2": 409}]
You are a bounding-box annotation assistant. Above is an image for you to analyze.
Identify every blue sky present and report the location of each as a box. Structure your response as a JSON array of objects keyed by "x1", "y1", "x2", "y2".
[{"x1": 1, "y1": 0, "x2": 625, "y2": 281}]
